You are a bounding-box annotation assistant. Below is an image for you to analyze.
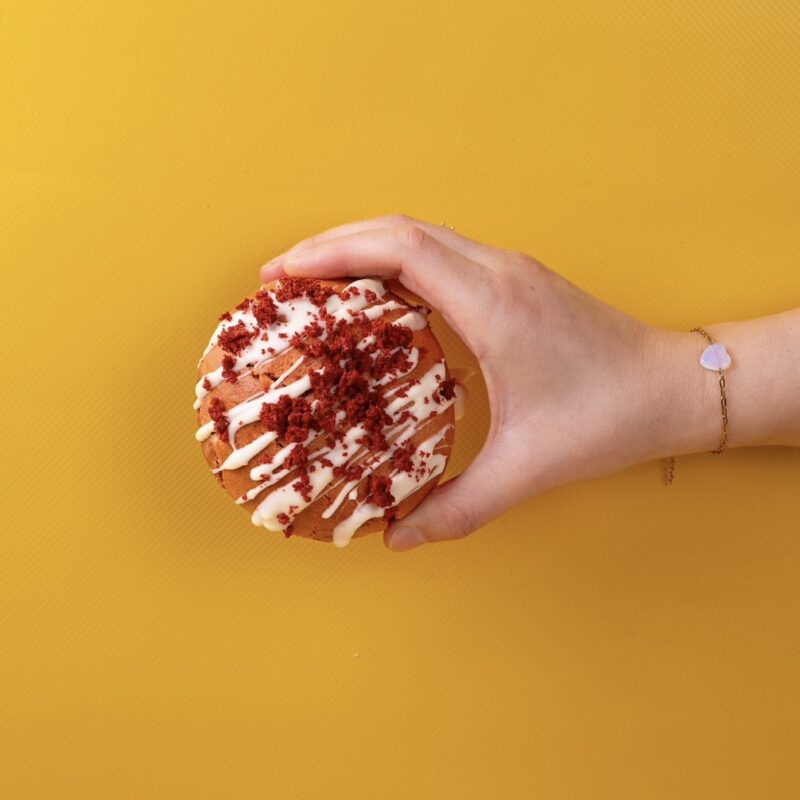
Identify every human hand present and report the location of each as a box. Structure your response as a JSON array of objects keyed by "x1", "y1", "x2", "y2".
[{"x1": 260, "y1": 214, "x2": 800, "y2": 551}]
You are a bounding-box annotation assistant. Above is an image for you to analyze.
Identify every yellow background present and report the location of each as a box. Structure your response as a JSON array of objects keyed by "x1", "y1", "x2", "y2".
[{"x1": 2, "y1": 1, "x2": 800, "y2": 797}]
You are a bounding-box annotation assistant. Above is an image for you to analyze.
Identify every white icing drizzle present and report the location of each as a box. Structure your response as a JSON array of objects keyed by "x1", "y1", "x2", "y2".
[
  {"x1": 269, "y1": 355, "x2": 305, "y2": 389},
  {"x1": 192, "y1": 366, "x2": 224, "y2": 409},
  {"x1": 238, "y1": 432, "x2": 317, "y2": 500},
  {"x1": 393, "y1": 309, "x2": 428, "y2": 330},
  {"x1": 357, "y1": 335, "x2": 376, "y2": 351},
  {"x1": 199, "y1": 340, "x2": 419, "y2": 470},
  {"x1": 383, "y1": 360, "x2": 449, "y2": 418},
  {"x1": 247, "y1": 360, "x2": 456, "y2": 535},
  {"x1": 324, "y1": 477, "x2": 364, "y2": 520},
  {"x1": 326, "y1": 279, "x2": 387, "y2": 320},
  {"x1": 214, "y1": 430, "x2": 278, "y2": 473},
  {"x1": 250, "y1": 425, "x2": 370, "y2": 529},
  {"x1": 195, "y1": 276, "x2": 457, "y2": 545},
  {"x1": 249, "y1": 435, "x2": 313, "y2": 482},
  {"x1": 320, "y1": 412, "x2": 443, "y2": 521},
  {"x1": 195, "y1": 373, "x2": 311, "y2": 444},
  {"x1": 204, "y1": 359, "x2": 308, "y2": 473},
  {"x1": 360, "y1": 299, "x2": 405, "y2": 320},
  {"x1": 234, "y1": 357, "x2": 452, "y2": 511},
  {"x1": 319, "y1": 436, "x2": 407, "y2": 521},
  {"x1": 331, "y1": 425, "x2": 453, "y2": 548},
  {"x1": 193, "y1": 278, "x2": 389, "y2": 410}
]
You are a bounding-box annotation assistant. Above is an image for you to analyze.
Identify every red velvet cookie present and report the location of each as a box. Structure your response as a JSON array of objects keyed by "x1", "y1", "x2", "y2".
[{"x1": 194, "y1": 277, "x2": 457, "y2": 546}]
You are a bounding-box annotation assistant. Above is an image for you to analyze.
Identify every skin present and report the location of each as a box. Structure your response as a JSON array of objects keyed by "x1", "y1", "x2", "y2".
[{"x1": 260, "y1": 214, "x2": 800, "y2": 552}]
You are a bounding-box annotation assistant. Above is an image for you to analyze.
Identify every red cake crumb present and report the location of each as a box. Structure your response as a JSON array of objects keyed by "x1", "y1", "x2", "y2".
[
  {"x1": 391, "y1": 445, "x2": 415, "y2": 473},
  {"x1": 277, "y1": 512, "x2": 291, "y2": 525},
  {"x1": 236, "y1": 297, "x2": 252, "y2": 312},
  {"x1": 202, "y1": 377, "x2": 212, "y2": 391},
  {"x1": 383, "y1": 505, "x2": 398, "y2": 521},
  {"x1": 275, "y1": 277, "x2": 336, "y2": 306},
  {"x1": 393, "y1": 409, "x2": 417, "y2": 426},
  {"x1": 218, "y1": 321, "x2": 256, "y2": 355},
  {"x1": 218, "y1": 310, "x2": 233, "y2": 321},
  {"x1": 355, "y1": 428, "x2": 389, "y2": 453},
  {"x1": 433, "y1": 377, "x2": 456, "y2": 402},
  {"x1": 332, "y1": 462, "x2": 364, "y2": 481},
  {"x1": 284, "y1": 444, "x2": 309, "y2": 470},
  {"x1": 366, "y1": 475, "x2": 395, "y2": 508},
  {"x1": 208, "y1": 397, "x2": 229, "y2": 442},
  {"x1": 364, "y1": 289, "x2": 378, "y2": 303},
  {"x1": 373, "y1": 319, "x2": 413, "y2": 351},
  {"x1": 260, "y1": 395, "x2": 315, "y2": 443},
  {"x1": 292, "y1": 471, "x2": 313, "y2": 502},
  {"x1": 373, "y1": 348, "x2": 413, "y2": 380},
  {"x1": 283, "y1": 525, "x2": 294, "y2": 538},
  {"x1": 290, "y1": 320, "x2": 324, "y2": 356},
  {"x1": 221, "y1": 355, "x2": 238, "y2": 383},
  {"x1": 252, "y1": 291, "x2": 279, "y2": 327}
]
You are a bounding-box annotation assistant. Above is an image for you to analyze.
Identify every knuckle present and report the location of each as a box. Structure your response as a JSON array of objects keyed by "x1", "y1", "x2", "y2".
[
  {"x1": 437, "y1": 495, "x2": 476, "y2": 540},
  {"x1": 382, "y1": 213, "x2": 415, "y2": 226},
  {"x1": 519, "y1": 251, "x2": 550, "y2": 278},
  {"x1": 505, "y1": 248, "x2": 537, "y2": 269},
  {"x1": 392, "y1": 223, "x2": 430, "y2": 252}
]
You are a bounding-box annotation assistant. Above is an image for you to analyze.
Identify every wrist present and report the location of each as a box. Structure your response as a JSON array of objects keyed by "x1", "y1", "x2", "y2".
[
  {"x1": 704, "y1": 311, "x2": 800, "y2": 448},
  {"x1": 640, "y1": 327, "x2": 722, "y2": 461}
]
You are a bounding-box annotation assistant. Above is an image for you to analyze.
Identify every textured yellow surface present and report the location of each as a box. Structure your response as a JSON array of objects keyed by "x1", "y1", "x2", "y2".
[{"x1": 2, "y1": 2, "x2": 800, "y2": 798}]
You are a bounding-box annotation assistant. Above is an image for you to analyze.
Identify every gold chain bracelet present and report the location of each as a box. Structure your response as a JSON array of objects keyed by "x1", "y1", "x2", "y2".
[{"x1": 664, "y1": 327, "x2": 731, "y2": 485}]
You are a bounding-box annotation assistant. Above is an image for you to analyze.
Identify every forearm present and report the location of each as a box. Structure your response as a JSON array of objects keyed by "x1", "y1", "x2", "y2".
[{"x1": 652, "y1": 308, "x2": 800, "y2": 459}]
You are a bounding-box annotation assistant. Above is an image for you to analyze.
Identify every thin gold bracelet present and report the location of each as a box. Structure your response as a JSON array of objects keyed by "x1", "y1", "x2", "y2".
[{"x1": 664, "y1": 327, "x2": 731, "y2": 485}]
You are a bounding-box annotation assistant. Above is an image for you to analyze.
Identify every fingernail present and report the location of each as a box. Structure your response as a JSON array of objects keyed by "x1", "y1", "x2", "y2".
[{"x1": 388, "y1": 526, "x2": 426, "y2": 552}]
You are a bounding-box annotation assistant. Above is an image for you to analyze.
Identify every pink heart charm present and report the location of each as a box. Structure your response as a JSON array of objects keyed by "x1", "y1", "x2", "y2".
[{"x1": 699, "y1": 342, "x2": 731, "y2": 371}]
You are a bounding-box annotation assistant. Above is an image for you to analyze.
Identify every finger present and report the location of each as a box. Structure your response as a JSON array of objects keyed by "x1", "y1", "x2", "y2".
[
  {"x1": 259, "y1": 214, "x2": 497, "y2": 283},
  {"x1": 383, "y1": 441, "x2": 512, "y2": 552},
  {"x1": 260, "y1": 259, "x2": 289, "y2": 284},
  {"x1": 272, "y1": 224, "x2": 492, "y2": 333},
  {"x1": 263, "y1": 214, "x2": 492, "y2": 271}
]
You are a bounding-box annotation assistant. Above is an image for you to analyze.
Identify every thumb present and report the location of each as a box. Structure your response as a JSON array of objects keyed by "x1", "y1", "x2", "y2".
[{"x1": 384, "y1": 441, "x2": 514, "y2": 552}]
